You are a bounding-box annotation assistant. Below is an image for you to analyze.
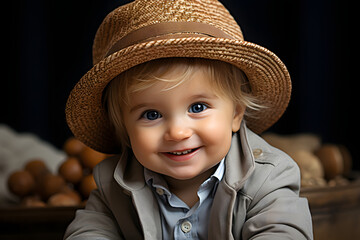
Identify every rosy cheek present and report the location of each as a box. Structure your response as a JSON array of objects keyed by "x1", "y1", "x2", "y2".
[
  {"x1": 131, "y1": 131, "x2": 147, "y2": 149},
  {"x1": 200, "y1": 117, "x2": 231, "y2": 141},
  {"x1": 130, "y1": 128, "x2": 159, "y2": 153}
]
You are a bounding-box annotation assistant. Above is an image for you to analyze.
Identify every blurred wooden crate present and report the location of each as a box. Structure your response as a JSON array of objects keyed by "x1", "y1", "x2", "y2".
[
  {"x1": 300, "y1": 177, "x2": 360, "y2": 240},
  {"x1": 0, "y1": 206, "x2": 77, "y2": 240}
]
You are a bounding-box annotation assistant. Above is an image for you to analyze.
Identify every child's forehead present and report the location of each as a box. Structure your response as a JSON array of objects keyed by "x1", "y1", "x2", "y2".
[
  {"x1": 137, "y1": 65, "x2": 213, "y2": 91},
  {"x1": 161, "y1": 64, "x2": 211, "y2": 82},
  {"x1": 129, "y1": 61, "x2": 216, "y2": 91},
  {"x1": 128, "y1": 66, "x2": 230, "y2": 106},
  {"x1": 121, "y1": 58, "x2": 238, "y2": 105}
]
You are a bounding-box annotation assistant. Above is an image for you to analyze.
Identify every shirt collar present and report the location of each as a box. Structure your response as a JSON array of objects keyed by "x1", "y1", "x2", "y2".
[{"x1": 211, "y1": 158, "x2": 225, "y2": 182}]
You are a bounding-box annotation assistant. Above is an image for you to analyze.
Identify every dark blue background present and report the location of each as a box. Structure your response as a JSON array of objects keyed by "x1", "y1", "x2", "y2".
[{"x1": 2, "y1": 0, "x2": 356, "y2": 169}]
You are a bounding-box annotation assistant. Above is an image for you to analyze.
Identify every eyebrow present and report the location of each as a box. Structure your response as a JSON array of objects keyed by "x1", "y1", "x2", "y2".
[
  {"x1": 129, "y1": 103, "x2": 151, "y2": 113},
  {"x1": 129, "y1": 93, "x2": 219, "y2": 113},
  {"x1": 190, "y1": 93, "x2": 220, "y2": 101}
]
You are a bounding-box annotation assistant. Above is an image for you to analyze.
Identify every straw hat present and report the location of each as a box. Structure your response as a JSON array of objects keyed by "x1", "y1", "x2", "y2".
[{"x1": 66, "y1": 0, "x2": 291, "y2": 154}]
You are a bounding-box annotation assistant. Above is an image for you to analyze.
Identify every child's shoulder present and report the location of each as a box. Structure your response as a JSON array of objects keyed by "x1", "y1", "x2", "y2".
[
  {"x1": 95, "y1": 154, "x2": 119, "y2": 171},
  {"x1": 247, "y1": 129, "x2": 296, "y2": 168},
  {"x1": 93, "y1": 155, "x2": 120, "y2": 184},
  {"x1": 241, "y1": 129, "x2": 301, "y2": 199}
]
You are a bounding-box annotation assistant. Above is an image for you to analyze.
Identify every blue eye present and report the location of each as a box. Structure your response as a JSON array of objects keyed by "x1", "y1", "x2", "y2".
[
  {"x1": 189, "y1": 103, "x2": 208, "y2": 113},
  {"x1": 142, "y1": 110, "x2": 162, "y2": 120}
]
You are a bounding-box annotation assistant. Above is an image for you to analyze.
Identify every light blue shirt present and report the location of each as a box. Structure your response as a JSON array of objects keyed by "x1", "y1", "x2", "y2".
[{"x1": 144, "y1": 159, "x2": 225, "y2": 240}]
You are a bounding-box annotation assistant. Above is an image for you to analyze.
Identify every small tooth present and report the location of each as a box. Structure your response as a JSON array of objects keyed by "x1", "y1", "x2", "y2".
[{"x1": 171, "y1": 149, "x2": 192, "y2": 155}]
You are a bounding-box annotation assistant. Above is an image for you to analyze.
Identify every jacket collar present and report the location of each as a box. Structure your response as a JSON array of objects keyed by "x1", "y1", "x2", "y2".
[
  {"x1": 113, "y1": 121, "x2": 255, "y2": 193},
  {"x1": 114, "y1": 151, "x2": 146, "y2": 194},
  {"x1": 224, "y1": 121, "x2": 256, "y2": 191}
]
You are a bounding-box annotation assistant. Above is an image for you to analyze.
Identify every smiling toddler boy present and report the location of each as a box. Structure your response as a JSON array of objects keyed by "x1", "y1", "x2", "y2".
[{"x1": 64, "y1": 0, "x2": 313, "y2": 239}]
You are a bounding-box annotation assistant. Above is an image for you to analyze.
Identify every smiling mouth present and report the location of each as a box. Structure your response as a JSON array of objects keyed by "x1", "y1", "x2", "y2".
[{"x1": 167, "y1": 148, "x2": 199, "y2": 156}]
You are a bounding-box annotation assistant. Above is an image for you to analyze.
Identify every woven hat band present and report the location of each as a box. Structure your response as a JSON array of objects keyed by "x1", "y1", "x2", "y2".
[{"x1": 105, "y1": 21, "x2": 236, "y2": 57}]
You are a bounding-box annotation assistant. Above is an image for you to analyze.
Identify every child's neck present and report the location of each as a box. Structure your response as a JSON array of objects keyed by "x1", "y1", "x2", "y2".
[{"x1": 163, "y1": 166, "x2": 217, "y2": 208}]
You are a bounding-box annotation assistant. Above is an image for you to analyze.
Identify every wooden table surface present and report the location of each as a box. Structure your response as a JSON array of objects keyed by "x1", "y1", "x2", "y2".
[{"x1": 301, "y1": 178, "x2": 360, "y2": 240}]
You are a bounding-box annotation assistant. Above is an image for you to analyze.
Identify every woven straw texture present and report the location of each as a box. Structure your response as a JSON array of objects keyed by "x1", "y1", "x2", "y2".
[{"x1": 66, "y1": 0, "x2": 291, "y2": 153}]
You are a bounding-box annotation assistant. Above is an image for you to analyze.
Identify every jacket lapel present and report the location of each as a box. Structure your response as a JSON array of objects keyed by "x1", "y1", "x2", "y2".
[
  {"x1": 132, "y1": 188, "x2": 162, "y2": 239},
  {"x1": 114, "y1": 154, "x2": 162, "y2": 239},
  {"x1": 208, "y1": 121, "x2": 256, "y2": 239}
]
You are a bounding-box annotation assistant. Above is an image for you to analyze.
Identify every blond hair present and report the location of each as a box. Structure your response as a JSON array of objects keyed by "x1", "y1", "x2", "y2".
[{"x1": 104, "y1": 58, "x2": 263, "y2": 151}]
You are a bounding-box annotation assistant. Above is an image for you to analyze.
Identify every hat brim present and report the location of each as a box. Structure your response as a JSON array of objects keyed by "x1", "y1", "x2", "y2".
[{"x1": 66, "y1": 37, "x2": 291, "y2": 153}]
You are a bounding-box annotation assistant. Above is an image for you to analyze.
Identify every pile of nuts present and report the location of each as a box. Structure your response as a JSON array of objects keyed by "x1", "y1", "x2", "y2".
[{"x1": 7, "y1": 137, "x2": 110, "y2": 207}]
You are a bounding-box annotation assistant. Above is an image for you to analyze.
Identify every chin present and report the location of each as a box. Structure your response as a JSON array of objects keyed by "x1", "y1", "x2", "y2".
[
  {"x1": 168, "y1": 174, "x2": 195, "y2": 181},
  {"x1": 164, "y1": 170, "x2": 200, "y2": 181},
  {"x1": 173, "y1": 168, "x2": 210, "y2": 181}
]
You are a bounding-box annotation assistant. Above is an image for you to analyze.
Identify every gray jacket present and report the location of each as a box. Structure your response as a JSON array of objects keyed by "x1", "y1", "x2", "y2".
[{"x1": 64, "y1": 123, "x2": 313, "y2": 239}]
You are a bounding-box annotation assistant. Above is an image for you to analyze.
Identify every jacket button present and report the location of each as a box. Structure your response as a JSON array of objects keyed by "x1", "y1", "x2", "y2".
[
  {"x1": 156, "y1": 188, "x2": 164, "y2": 196},
  {"x1": 181, "y1": 220, "x2": 192, "y2": 233},
  {"x1": 253, "y1": 148, "x2": 263, "y2": 158}
]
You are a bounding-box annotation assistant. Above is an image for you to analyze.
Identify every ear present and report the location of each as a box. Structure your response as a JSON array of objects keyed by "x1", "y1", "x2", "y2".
[{"x1": 232, "y1": 104, "x2": 245, "y2": 132}]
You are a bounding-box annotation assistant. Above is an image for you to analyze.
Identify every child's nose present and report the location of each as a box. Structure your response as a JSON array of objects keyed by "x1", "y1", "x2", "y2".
[{"x1": 164, "y1": 119, "x2": 193, "y2": 141}]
